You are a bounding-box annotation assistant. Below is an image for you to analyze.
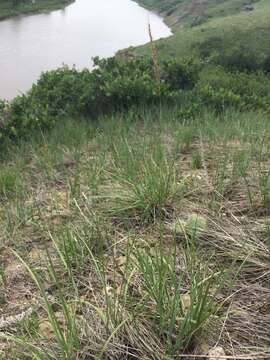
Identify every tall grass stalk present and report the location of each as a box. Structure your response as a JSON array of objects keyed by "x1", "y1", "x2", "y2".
[
  {"x1": 148, "y1": 22, "x2": 162, "y2": 120},
  {"x1": 12, "y1": 251, "x2": 80, "y2": 359},
  {"x1": 106, "y1": 141, "x2": 184, "y2": 221},
  {"x1": 134, "y1": 227, "x2": 222, "y2": 355}
]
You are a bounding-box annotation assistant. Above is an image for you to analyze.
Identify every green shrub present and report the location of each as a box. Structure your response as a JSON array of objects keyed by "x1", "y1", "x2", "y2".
[
  {"x1": 177, "y1": 101, "x2": 201, "y2": 120},
  {"x1": 0, "y1": 57, "x2": 200, "y2": 143},
  {"x1": 0, "y1": 99, "x2": 8, "y2": 139},
  {"x1": 195, "y1": 34, "x2": 270, "y2": 73},
  {"x1": 218, "y1": 46, "x2": 263, "y2": 73},
  {"x1": 1, "y1": 54, "x2": 270, "y2": 145},
  {"x1": 197, "y1": 84, "x2": 242, "y2": 113},
  {"x1": 199, "y1": 66, "x2": 270, "y2": 112},
  {"x1": 161, "y1": 58, "x2": 200, "y2": 91}
]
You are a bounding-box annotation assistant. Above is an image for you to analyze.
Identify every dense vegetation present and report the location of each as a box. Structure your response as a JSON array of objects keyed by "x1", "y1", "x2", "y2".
[
  {"x1": 0, "y1": 0, "x2": 270, "y2": 359},
  {"x1": 0, "y1": 57, "x2": 200, "y2": 143},
  {"x1": 1, "y1": 53, "x2": 270, "y2": 146},
  {"x1": 0, "y1": 0, "x2": 73, "y2": 20}
]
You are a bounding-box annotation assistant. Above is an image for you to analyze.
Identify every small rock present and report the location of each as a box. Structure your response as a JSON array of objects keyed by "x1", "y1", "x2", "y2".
[
  {"x1": 105, "y1": 286, "x2": 114, "y2": 296},
  {"x1": 28, "y1": 248, "x2": 46, "y2": 262},
  {"x1": 0, "y1": 294, "x2": 6, "y2": 305},
  {"x1": 243, "y1": 4, "x2": 254, "y2": 11},
  {"x1": 39, "y1": 320, "x2": 53, "y2": 338},
  {"x1": 4, "y1": 262, "x2": 26, "y2": 283},
  {"x1": 39, "y1": 312, "x2": 64, "y2": 339},
  {"x1": 173, "y1": 214, "x2": 207, "y2": 238},
  {"x1": 185, "y1": 214, "x2": 207, "y2": 237},
  {"x1": 195, "y1": 341, "x2": 210, "y2": 355},
  {"x1": 116, "y1": 255, "x2": 127, "y2": 268},
  {"x1": 181, "y1": 293, "x2": 191, "y2": 313},
  {"x1": 208, "y1": 346, "x2": 227, "y2": 360}
]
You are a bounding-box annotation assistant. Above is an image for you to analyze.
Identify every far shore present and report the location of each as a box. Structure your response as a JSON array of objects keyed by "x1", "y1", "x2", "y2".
[{"x1": 0, "y1": 0, "x2": 74, "y2": 21}]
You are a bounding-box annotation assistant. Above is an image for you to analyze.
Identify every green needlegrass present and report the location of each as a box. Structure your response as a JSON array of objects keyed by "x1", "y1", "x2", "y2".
[{"x1": 0, "y1": 107, "x2": 270, "y2": 358}]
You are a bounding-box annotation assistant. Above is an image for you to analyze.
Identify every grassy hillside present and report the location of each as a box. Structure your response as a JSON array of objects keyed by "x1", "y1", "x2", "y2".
[
  {"x1": 0, "y1": 0, "x2": 73, "y2": 20},
  {"x1": 1, "y1": 107, "x2": 270, "y2": 359},
  {"x1": 134, "y1": 0, "x2": 270, "y2": 69},
  {"x1": 0, "y1": 0, "x2": 270, "y2": 358},
  {"x1": 139, "y1": 0, "x2": 261, "y2": 29},
  {"x1": 0, "y1": 58, "x2": 270, "y2": 358}
]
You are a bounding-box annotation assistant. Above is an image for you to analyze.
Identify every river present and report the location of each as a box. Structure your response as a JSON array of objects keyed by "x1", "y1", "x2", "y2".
[{"x1": 0, "y1": 0, "x2": 171, "y2": 100}]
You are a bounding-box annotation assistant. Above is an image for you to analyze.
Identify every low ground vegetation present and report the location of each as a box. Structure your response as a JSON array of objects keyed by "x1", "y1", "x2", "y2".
[{"x1": 0, "y1": 107, "x2": 270, "y2": 358}]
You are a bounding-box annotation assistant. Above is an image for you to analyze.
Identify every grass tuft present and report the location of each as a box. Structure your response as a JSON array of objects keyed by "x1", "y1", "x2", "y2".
[{"x1": 106, "y1": 141, "x2": 185, "y2": 221}]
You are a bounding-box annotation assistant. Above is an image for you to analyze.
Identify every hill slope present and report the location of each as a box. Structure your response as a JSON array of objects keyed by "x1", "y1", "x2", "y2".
[
  {"x1": 0, "y1": 1, "x2": 270, "y2": 359},
  {"x1": 1, "y1": 106, "x2": 270, "y2": 359},
  {"x1": 132, "y1": 0, "x2": 270, "y2": 73}
]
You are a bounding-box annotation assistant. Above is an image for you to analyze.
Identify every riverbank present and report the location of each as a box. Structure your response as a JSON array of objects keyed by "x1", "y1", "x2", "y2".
[{"x1": 0, "y1": 0, "x2": 74, "y2": 21}]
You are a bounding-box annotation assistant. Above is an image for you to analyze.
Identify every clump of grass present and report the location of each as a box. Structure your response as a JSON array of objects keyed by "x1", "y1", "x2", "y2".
[
  {"x1": 264, "y1": 224, "x2": 270, "y2": 251},
  {"x1": 106, "y1": 141, "x2": 186, "y2": 221},
  {"x1": 64, "y1": 230, "x2": 222, "y2": 358},
  {"x1": 51, "y1": 208, "x2": 109, "y2": 275},
  {"x1": 191, "y1": 151, "x2": 203, "y2": 169},
  {"x1": 257, "y1": 169, "x2": 270, "y2": 208},
  {"x1": 16, "y1": 312, "x2": 39, "y2": 338},
  {"x1": 11, "y1": 251, "x2": 80, "y2": 360},
  {"x1": 3, "y1": 200, "x2": 35, "y2": 240},
  {"x1": 0, "y1": 166, "x2": 20, "y2": 199},
  {"x1": 232, "y1": 149, "x2": 250, "y2": 182},
  {"x1": 85, "y1": 154, "x2": 106, "y2": 195},
  {"x1": 174, "y1": 126, "x2": 196, "y2": 153},
  {"x1": 212, "y1": 153, "x2": 230, "y2": 200},
  {"x1": 67, "y1": 167, "x2": 81, "y2": 200},
  {"x1": 134, "y1": 228, "x2": 222, "y2": 356},
  {"x1": 52, "y1": 227, "x2": 88, "y2": 274}
]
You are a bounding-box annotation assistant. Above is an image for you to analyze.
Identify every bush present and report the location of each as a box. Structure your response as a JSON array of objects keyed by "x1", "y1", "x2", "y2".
[
  {"x1": 195, "y1": 35, "x2": 270, "y2": 73},
  {"x1": 0, "y1": 57, "x2": 200, "y2": 142},
  {"x1": 217, "y1": 47, "x2": 264, "y2": 73},
  {"x1": 161, "y1": 58, "x2": 200, "y2": 91},
  {"x1": 197, "y1": 84, "x2": 242, "y2": 113},
  {"x1": 0, "y1": 99, "x2": 8, "y2": 139},
  {"x1": 176, "y1": 98, "x2": 201, "y2": 120},
  {"x1": 198, "y1": 65, "x2": 270, "y2": 112},
  {"x1": 1, "y1": 54, "x2": 270, "y2": 144}
]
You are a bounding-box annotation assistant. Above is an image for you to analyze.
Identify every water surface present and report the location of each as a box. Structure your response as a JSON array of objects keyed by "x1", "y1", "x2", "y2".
[{"x1": 0, "y1": 0, "x2": 171, "y2": 99}]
